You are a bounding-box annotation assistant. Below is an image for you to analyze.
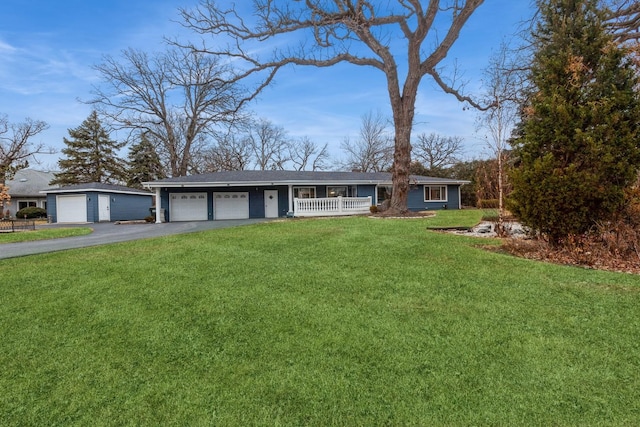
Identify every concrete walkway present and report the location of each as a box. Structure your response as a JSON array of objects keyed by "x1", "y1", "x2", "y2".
[{"x1": 0, "y1": 219, "x2": 269, "y2": 260}]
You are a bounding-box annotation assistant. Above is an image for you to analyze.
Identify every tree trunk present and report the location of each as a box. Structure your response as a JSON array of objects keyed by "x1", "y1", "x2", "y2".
[
  {"x1": 389, "y1": 119, "x2": 412, "y2": 214},
  {"x1": 388, "y1": 76, "x2": 419, "y2": 215},
  {"x1": 496, "y1": 150, "x2": 505, "y2": 236}
]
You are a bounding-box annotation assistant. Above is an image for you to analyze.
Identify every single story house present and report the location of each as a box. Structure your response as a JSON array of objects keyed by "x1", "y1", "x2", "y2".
[
  {"x1": 144, "y1": 170, "x2": 469, "y2": 223},
  {"x1": 42, "y1": 183, "x2": 153, "y2": 223},
  {"x1": 3, "y1": 169, "x2": 57, "y2": 218}
]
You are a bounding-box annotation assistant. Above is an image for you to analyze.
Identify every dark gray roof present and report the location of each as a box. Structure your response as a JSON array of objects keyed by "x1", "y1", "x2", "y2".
[
  {"x1": 145, "y1": 170, "x2": 468, "y2": 187},
  {"x1": 41, "y1": 182, "x2": 152, "y2": 195},
  {"x1": 6, "y1": 169, "x2": 57, "y2": 197}
]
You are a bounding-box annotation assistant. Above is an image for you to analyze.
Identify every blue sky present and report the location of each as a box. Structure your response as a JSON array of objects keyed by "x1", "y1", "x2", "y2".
[{"x1": 1, "y1": 1, "x2": 534, "y2": 170}]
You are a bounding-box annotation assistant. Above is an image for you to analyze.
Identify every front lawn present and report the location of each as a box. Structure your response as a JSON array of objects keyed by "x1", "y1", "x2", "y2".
[
  {"x1": 0, "y1": 212, "x2": 638, "y2": 425},
  {"x1": 0, "y1": 227, "x2": 92, "y2": 243}
]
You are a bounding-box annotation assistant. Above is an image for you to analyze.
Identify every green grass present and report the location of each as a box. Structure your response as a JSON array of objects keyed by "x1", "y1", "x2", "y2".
[
  {"x1": 0, "y1": 227, "x2": 92, "y2": 243},
  {"x1": 1, "y1": 211, "x2": 639, "y2": 425}
]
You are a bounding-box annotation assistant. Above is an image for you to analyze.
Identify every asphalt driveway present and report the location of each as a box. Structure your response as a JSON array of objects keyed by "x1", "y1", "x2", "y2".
[{"x1": 0, "y1": 219, "x2": 269, "y2": 260}]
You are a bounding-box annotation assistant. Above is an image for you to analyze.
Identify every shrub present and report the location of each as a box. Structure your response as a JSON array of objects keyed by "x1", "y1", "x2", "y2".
[
  {"x1": 369, "y1": 205, "x2": 378, "y2": 214},
  {"x1": 16, "y1": 207, "x2": 47, "y2": 219},
  {"x1": 144, "y1": 215, "x2": 155, "y2": 223}
]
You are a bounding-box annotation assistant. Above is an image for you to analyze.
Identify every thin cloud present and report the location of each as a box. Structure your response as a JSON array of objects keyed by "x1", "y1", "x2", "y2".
[{"x1": 0, "y1": 39, "x2": 17, "y2": 52}]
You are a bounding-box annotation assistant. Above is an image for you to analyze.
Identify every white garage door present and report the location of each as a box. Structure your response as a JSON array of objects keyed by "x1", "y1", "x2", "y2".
[
  {"x1": 214, "y1": 192, "x2": 249, "y2": 220},
  {"x1": 169, "y1": 193, "x2": 208, "y2": 221},
  {"x1": 57, "y1": 195, "x2": 87, "y2": 223}
]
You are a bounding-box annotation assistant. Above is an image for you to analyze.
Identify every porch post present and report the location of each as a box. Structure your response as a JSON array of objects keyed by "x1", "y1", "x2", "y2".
[
  {"x1": 288, "y1": 185, "x2": 294, "y2": 215},
  {"x1": 155, "y1": 187, "x2": 162, "y2": 223}
]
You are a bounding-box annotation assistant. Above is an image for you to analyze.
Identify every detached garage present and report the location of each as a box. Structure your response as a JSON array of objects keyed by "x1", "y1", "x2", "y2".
[{"x1": 43, "y1": 183, "x2": 153, "y2": 223}]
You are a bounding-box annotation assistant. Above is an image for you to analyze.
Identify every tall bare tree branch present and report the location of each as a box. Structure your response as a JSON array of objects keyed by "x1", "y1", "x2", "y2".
[
  {"x1": 289, "y1": 137, "x2": 331, "y2": 171},
  {"x1": 246, "y1": 118, "x2": 290, "y2": 170},
  {"x1": 412, "y1": 133, "x2": 464, "y2": 170},
  {"x1": 604, "y1": 0, "x2": 640, "y2": 44},
  {"x1": 340, "y1": 110, "x2": 393, "y2": 172}
]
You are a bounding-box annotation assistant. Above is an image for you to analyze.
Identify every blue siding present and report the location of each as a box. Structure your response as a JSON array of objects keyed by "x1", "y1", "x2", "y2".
[
  {"x1": 87, "y1": 192, "x2": 98, "y2": 221},
  {"x1": 446, "y1": 186, "x2": 461, "y2": 210},
  {"x1": 160, "y1": 191, "x2": 170, "y2": 221},
  {"x1": 110, "y1": 193, "x2": 153, "y2": 221},
  {"x1": 46, "y1": 194, "x2": 57, "y2": 222},
  {"x1": 407, "y1": 184, "x2": 461, "y2": 211},
  {"x1": 356, "y1": 185, "x2": 376, "y2": 201}
]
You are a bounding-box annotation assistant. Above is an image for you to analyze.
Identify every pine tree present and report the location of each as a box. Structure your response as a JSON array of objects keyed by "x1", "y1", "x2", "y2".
[
  {"x1": 51, "y1": 111, "x2": 126, "y2": 186},
  {"x1": 126, "y1": 133, "x2": 166, "y2": 188},
  {"x1": 508, "y1": 0, "x2": 640, "y2": 244}
]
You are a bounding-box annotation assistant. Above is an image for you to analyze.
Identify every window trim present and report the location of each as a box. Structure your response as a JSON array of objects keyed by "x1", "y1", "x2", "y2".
[
  {"x1": 293, "y1": 186, "x2": 316, "y2": 199},
  {"x1": 376, "y1": 185, "x2": 392, "y2": 204},
  {"x1": 18, "y1": 200, "x2": 38, "y2": 210},
  {"x1": 326, "y1": 186, "x2": 348, "y2": 197},
  {"x1": 424, "y1": 185, "x2": 448, "y2": 202}
]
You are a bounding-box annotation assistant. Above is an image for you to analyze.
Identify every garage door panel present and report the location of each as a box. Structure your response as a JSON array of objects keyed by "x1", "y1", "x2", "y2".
[
  {"x1": 214, "y1": 192, "x2": 249, "y2": 220},
  {"x1": 170, "y1": 193, "x2": 208, "y2": 221},
  {"x1": 57, "y1": 195, "x2": 87, "y2": 223}
]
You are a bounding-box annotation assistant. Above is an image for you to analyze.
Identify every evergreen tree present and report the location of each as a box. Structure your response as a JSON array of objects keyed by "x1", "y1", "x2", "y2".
[
  {"x1": 51, "y1": 111, "x2": 126, "y2": 185},
  {"x1": 508, "y1": 0, "x2": 640, "y2": 244},
  {"x1": 126, "y1": 133, "x2": 166, "y2": 188}
]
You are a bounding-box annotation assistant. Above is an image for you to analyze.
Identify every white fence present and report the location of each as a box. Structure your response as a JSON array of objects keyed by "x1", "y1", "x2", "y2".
[{"x1": 293, "y1": 196, "x2": 372, "y2": 217}]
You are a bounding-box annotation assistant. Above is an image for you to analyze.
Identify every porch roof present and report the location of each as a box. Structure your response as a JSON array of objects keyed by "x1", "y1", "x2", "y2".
[{"x1": 144, "y1": 170, "x2": 469, "y2": 188}]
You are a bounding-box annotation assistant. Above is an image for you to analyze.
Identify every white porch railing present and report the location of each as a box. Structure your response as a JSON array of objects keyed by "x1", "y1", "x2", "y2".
[{"x1": 293, "y1": 196, "x2": 372, "y2": 217}]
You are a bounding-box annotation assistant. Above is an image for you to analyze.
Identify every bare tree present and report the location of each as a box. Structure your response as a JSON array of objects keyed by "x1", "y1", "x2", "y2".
[
  {"x1": 604, "y1": 0, "x2": 640, "y2": 44},
  {"x1": 0, "y1": 114, "x2": 51, "y2": 215},
  {"x1": 201, "y1": 134, "x2": 252, "y2": 172},
  {"x1": 289, "y1": 137, "x2": 331, "y2": 171},
  {"x1": 91, "y1": 48, "x2": 248, "y2": 177},
  {"x1": 0, "y1": 114, "x2": 51, "y2": 183},
  {"x1": 246, "y1": 119, "x2": 290, "y2": 170},
  {"x1": 180, "y1": 0, "x2": 486, "y2": 213},
  {"x1": 340, "y1": 110, "x2": 393, "y2": 172},
  {"x1": 476, "y1": 42, "x2": 520, "y2": 235},
  {"x1": 412, "y1": 133, "x2": 464, "y2": 172}
]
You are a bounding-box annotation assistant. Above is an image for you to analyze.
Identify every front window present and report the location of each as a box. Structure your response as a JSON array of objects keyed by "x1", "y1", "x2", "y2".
[
  {"x1": 424, "y1": 186, "x2": 447, "y2": 202},
  {"x1": 293, "y1": 187, "x2": 316, "y2": 199},
  {"x1": 377, "y1": 185, "x2": 392, "y2": 203},
  {"x1": 18, "y1": 201, "x2": 37, "y2": 210},
  {"x1": 327, "y1": 186, "x2": 347, "y2": 197}
]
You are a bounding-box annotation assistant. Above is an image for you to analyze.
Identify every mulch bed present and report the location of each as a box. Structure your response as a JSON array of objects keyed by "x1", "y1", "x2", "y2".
[{"x1": 495, "y1": 238, "x2": 640, "y2": 276}]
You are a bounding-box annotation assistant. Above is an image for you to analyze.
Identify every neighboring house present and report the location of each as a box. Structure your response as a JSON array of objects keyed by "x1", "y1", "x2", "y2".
[
  {"x1": 3, "y1": 169, "x2": 57, "y2": 218},
  {"x1": 144, "y1": 170, "x2": 469, "y2": 223},
  {"x1": 42, "y1": 183, "x2": 153, "y2": 223}
]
